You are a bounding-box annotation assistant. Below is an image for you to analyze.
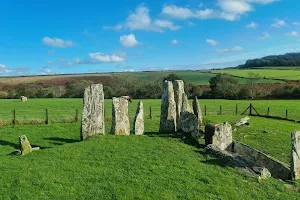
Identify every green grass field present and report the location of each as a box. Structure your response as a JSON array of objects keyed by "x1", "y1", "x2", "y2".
[
  {"x1": 212, "y1": 69, "x2": 300, "y2": 80},
  {"x1": 0, "y1": 98, "x2": 300, "y2": 199}
]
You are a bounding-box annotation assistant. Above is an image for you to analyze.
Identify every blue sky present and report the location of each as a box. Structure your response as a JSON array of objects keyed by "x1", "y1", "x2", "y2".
[{"x1": 0, "y1": 0, "x2": 299, "y2": 76}]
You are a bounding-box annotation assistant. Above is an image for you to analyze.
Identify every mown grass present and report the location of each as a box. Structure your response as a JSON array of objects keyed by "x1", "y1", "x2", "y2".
[
  {"x1": 0, "y1": 118, "x2": 300, "y2": 199},
  {"x1": 212, "y1": 69, "x2": 300, "y2": 80}
]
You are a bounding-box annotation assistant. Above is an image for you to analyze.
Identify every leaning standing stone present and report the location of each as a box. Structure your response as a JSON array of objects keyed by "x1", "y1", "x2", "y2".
[
  {"x1": 134, "y1": 101, "x2": 144, "y2": 135},
  {"x1": 180, "y1": 111, "x2": 199, "y2": 141},
  {"x1": 111, "y1": 97, "x2": 130, "y2": 135},
  {"x1": 19, "y1": 135, "x2": 32, "y2": 155},
  {"x1": 173, "y1": 80, "x2": 185, "y2": 131},
  {"x1": 182, "y1": 93, "x2": 193, "y2": 113},
  {"x1": 81, "y1": 84, "x2": 105, "y2": 140},
  {"x1": 159, "y1": 81, "x2": 177, "y2": 133},
  {"x1": 291, "y1": 131, "x2": 300, "y2": 180},
  {"x1": 192, "y1": 96, "x2": 203, "y2": 127}
]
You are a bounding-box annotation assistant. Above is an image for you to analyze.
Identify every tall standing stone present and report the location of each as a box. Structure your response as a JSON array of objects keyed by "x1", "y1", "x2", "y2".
[
  {"x1": 111, "y1": 97, "x2": 130, "y2": 135},
  {"x1": 205, "y1": 122, "x2": 232, "y2": 151},
  {"x1": 159, "y1": 81, "x2": 177, "y2": 133},
  {"x1": 81, "y1": 84, "x2": 105, "y2": 140},
  {"x1": 291, "y1": 131, "x2": 300, "y2": 180},
  {"x1": 182, "y1": 93, "x2": 193, "y2": 113},
  {"x1": 134, "y1": 101, "x2": 144, "y2": 135},
  {"x1": 192, "y1": 96, "x2": 203, "y2": 127},
  {"x1": 173, "y1": 80, "x2": 185, "y2": 131}
]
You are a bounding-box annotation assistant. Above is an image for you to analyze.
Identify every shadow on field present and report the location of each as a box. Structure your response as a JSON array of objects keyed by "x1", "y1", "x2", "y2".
[
  {"x1": 144, "y1": 132, "x2": 181, "y2": 138},
  {"x1": 0, "y1": 140, "x2": 19, "y2": 149},
  {"x1": 43, "y1": 137, "x2": 80, "y2": 145}
]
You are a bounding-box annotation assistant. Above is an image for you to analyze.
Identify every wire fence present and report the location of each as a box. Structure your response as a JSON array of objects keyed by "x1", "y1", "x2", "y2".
[{"x1": 1, "y1": 103, "x2": 300, "y2": 127}]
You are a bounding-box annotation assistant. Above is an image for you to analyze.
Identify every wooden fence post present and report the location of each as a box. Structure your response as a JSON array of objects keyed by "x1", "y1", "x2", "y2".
[
  {"x1": 267, "y1": 107, "x2": 270, "y2": 116},
  {"x1": 205, "y1": 105, "x2": 207, "y2": 116},
  {"x1": 12, "y1": 109, "x2": 16, "y2": 127},
  {"x1": 75, "y1": 109, "x2": 79, "y2": 122},
  {"x1": 236, "y1": 104, "x2": 238, "y2": 115},
  {"x1": 286, "y1": 109, "x2": 288, "y2": 119},
  {"x1": 149, "y1": 106, "x2": 152, "y2": 119},
  {"x1": 45, "y1": 109, "x2": 49, "y2": 124},
  {"x1": 249, "y1": 104, "x2": 253, "y2": 115},
  {"x1": 219, "y1": 105, "x2": 222, "y2": 115}
]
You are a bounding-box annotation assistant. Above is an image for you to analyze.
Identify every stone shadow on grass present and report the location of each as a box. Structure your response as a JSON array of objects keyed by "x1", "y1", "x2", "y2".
[
  {"x1": 0, "y1": 140, "x2": 19, "y2": 149},
  {"x1": 43, "y1": 137, "x2": 80, "y2": 145}
]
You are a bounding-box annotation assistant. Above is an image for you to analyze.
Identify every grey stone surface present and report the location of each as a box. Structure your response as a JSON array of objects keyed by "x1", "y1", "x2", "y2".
[
  {"x1": 159, "y1": 81, "x2": 177, "y2": 133},
  {"x1": 134, "y1": 101, "x2": 144, "y2": 135},
  {"x1": 19, "y1": 135, "x2": 32, "y2": 155},
  {"x1": 173, "y1": 80, "x2": 185, "y2": 131},
  {"x1": 192, "y1": 96, "x2": 202, "y2": 127},
  {"x1": 234, "y1": 117, "x2": 250, "y2": 127},
  {"x1": 205, "y1": 122, "x2": 232, "y2": 150},
  {"x1": 291, "y1": 131, "x2": 300, "y2": 180},
  {"x1": 181, "y1": 93, "x2": 193, "y2": 113},
  {"x1": 81, "y1": 84, "x2": 105, "y2": 140},
  {"x1": 233, "y1": 141, "x2": 290, "y2": 180},
  {"x1": 111, "y1": 97, "x2": 130, "y2": 135},
  {"x1": 180, "y1": 111, "x2": 199, "y2": 140}
]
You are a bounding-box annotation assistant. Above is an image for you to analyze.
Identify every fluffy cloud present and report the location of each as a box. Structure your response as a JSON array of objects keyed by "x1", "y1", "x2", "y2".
[
  {"x1": 246, "y1": 22, "x2": 259, "y2": 29},
  {"x1": 258, "y1": 32, "x2": 270, "y2": 40},
  {"x1": 292, "y1": 22, "x2": 300, "y2": 25},
  {"x1": 216, "y1": 46, "x2": 244, "y2": 53},
  {"x1": 206, "y1": 39, "x2": 218, "y2": 46},
  {"x1": 42, "y1": 37, "x2": 76, "y2": 48},
  {"x1": 120, "y1": 34, "x2": 140, "y2": 47},
  {"x1": 286, "y1": 31, "x2": 298, "y2": 37},
  {"x1": 0, "y1": 64, "x2": 12, "y2": 73},
  {"x1": 89, "y1": 52, "x2": 126, "y2": 62},
  {"x1": 246, "y1": 0, "x2": 279, "y2": 4},
  {"x1": 40, "y1": 67, "x2": 53, "y2": 75},
  {"x1": 218, "y1": 0, "x2": 252, "y2": 15},
  {"x1": 171, "y1": 40, "x2": 179, "y2": 45},
  {"x1": 104, "y1": 5, "x2": 180, "y2": 32},
  {"x1": 271, "y1": 19, "x2": 287, "y2": 28}
]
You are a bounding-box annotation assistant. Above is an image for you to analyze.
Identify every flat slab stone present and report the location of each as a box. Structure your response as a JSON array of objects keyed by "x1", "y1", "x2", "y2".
[
  {"x1": 81, "y1": 84, "x2": 105, "y2": 140},
  {"x1": 111, "y1": 97, "x2": 130, "y2": 135},
  {"x1": 159, "y1": 81, "x2": 177, "y2": 133},
  {"x1": 205, "y1": 122, "x2": 232, "y2": 151}
]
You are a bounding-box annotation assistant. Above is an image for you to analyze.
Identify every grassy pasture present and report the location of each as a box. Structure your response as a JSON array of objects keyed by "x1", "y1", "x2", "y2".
[
  {"x1": 212, "y1": 69, "x2": 300, "y2": 80},
  {"x1": 1, "y1": 99, "x2": 300, "y2": 125}
]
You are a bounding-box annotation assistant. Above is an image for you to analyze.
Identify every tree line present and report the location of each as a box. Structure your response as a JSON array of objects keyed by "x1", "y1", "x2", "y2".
[{"x1": 0, "y1": 73, "x2": 300, "y2": 100}]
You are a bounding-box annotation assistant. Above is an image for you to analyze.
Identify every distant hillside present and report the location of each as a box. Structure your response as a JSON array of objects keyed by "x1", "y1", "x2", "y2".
[{"x1": 238, "y1": 53, "x2": 300, "y2": 68}]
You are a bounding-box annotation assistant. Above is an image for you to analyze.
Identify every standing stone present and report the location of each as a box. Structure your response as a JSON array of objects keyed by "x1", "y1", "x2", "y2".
[
  {"x1": 19, "y1": 135, "x2": 32, "y2": 155},
  {"x1": 180, "y1": 111, "x2": 199, "y2": 140},
  {"x1": 205, "y1": 122, "x2": 232, "y2": 150},
  {"x1": 134, "y1": 101, "x2": 144, "y2": 135},
  {"x1": 182, "y1": 93, "x2": 193, "y2": 113},
  {"x1": 159, "y1": 81, "x2": 177, "y2": 133},
  {"x1": 173, "y1": 80, "x2": 185, "y2": 131},
  {"x1": 192, "y1": 96, "x2": 203, "y2": 127},
  {"x1": 111, "y1": 97, "x2": 130, "y2": 135},
  {"x1": 291, "y1": 131, "x2": 300, "y2": 180},
  {"x1": 81, "y1": 84, "x2": 105, "y2": 140}
]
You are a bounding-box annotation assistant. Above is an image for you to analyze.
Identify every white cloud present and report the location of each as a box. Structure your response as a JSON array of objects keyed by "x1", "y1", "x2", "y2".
[
  {"x1": 89, "y1": 52, "x2": 125, "y2": 62},
  {"x1": 162, "y1": 5, "x2": 195, "y2": 19},
  {"x1": 218, "y1": 0, "x2": 252, "y2": 15},
  {"x1": 120, "y1": 34, "x2": 140, "y2": 48},
  {"x1": 292, "y1": 22, "x2": 300, "y2": 25},
  {"x1": 0, "y1": 64, "x2": 12, "y2": 73},
  {"x1": 206, "y1": 39, "x2": 218, "y2": 46},
  {"x1": 246, "y1": 22, "x2": 259, "y2": 29},
  {"x1": 216, "y1": 46, "x2": 244, "y2": 53},
  {"x1": 40, "y1": 68, "x2": 53, "y2": 75},
  {"x1": 154, "y1": 19, "x2": 181, "y2": 31},
  {"x1": 286, "y1": 31, "x2": 298, "y2": 37},
  {"x1": 73, "y1": 58, "x2": 81, "y2": 64},
  {"x1": 171, "y1": 40, "x2": 179, "y2": 45},
  {"x1": 258, "y1": 32, "x2": 270, "y2": 40},
  {"x1": 271, "y1": 19, "x2": 287, "y2": 28},
  {"x1": 104, "y1": 5, "x2": 180, "y2": 32},
  {"x1": 42, "y1": 37, "x2": 76, "y2": 48},
  {"x1": 246, "y1": 0, "x2": 279, "y2": 4}
]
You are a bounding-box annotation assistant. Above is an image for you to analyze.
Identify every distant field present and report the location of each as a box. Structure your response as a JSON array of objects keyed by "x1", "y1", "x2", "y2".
[
  {"x1": 212, "y1": 69, "x2": 300, "y2": 81},
  {"x1": 135, "y1": 71, "x2": 282, "y2": 84}
]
